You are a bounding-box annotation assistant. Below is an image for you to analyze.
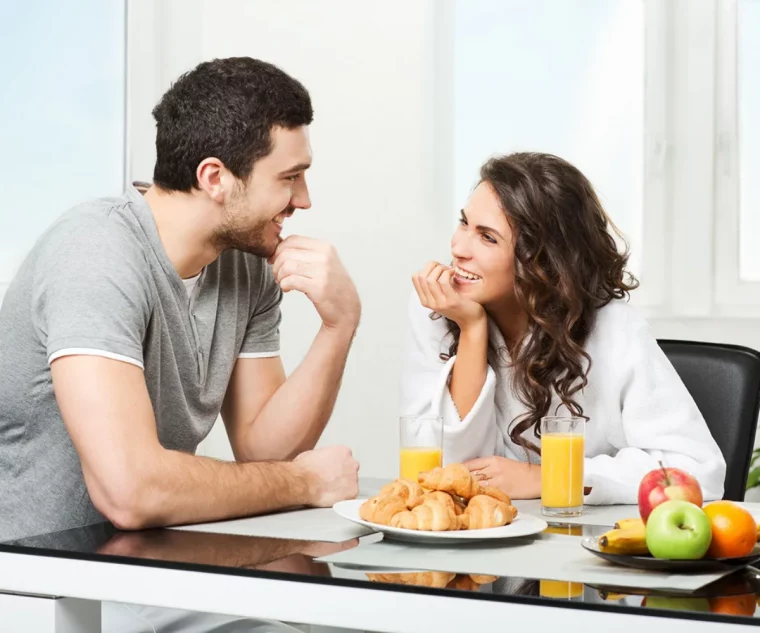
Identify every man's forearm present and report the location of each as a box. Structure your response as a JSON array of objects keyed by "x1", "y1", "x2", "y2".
[
  {"x1": 115, "y1": 450, "x2": 310, "y2": 530},
  {"x1": 243, "y1": 324, "x2": 355, "y2": 461},
  {"x1": 98, "y1": 530, "x2": 319, "y2": 569}
]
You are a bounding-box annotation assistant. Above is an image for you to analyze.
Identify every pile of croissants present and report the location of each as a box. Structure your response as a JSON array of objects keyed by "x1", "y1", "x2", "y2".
[
  {"x1": 359, "y1": 463, "x2": 518, "y2": 531},
  {"x1": 366, "y1": 571, "x2": 499, "y2": 590}
]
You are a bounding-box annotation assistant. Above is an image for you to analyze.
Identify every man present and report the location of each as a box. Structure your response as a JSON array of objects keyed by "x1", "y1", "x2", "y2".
[{"x1": 0, "y1": 57, "x2": 361, "y2": 543}]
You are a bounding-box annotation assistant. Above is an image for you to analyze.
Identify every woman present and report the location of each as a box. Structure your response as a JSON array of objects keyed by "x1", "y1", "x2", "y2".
[{"x1": 401, "y1": 152, "x2": 726, "y2": 504}]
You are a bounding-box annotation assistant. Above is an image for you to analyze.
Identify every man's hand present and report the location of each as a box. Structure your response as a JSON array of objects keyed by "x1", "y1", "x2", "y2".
[
  {"x1": 294, "y1": 445, "x2": 360, "y2": 506},
  {"x1": 270, "y1": 236, "x2": 361, "y2": 332},
  {"x1": 464, "y1": 456, "x2": 541, "y2": 500},
  {"x1": 412, "y1": 261, "x2": 485, "y2": 330}
]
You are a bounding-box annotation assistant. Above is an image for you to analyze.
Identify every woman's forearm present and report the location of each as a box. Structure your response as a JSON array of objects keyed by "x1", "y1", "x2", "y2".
[{"x1": 449, "y1": 319, "x2": 489, "y2": 419}]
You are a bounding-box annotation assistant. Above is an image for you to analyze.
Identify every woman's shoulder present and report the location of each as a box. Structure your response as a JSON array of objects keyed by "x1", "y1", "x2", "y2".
[
  {"x1": 587, "y1": 298, "x2": 654, "y2": 358},
  {"x1": 595, "y1": 297, "x2": 649, "y2": 329}
]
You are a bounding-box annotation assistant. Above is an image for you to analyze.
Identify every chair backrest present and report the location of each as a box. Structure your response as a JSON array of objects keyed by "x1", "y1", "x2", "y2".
[{"x1": 658, "y1": 339, "x2": 760, "y2": 501}]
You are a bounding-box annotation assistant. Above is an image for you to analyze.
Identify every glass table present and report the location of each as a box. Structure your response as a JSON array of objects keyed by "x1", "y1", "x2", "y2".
[{"x1": 1, "y1": 514, "x2": 758, "y2": 632}]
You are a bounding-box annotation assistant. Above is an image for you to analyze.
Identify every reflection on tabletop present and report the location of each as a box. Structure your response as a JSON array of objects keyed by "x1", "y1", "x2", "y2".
[
  {"x1": 95, "y1": 527, "x2": 358, "y2": 576},
  {"x1": 333, "y1": 520, "x2": 760, "y2": 619},
  {"x1": 5, "y1": 519, "x2": 760, "y2": 621},
  {"x1": 353, "y1": 563, "x2": 760, "y2": 617},
  {"x1": 5, "y1": 522, "x2": 356, "y2": 578}
]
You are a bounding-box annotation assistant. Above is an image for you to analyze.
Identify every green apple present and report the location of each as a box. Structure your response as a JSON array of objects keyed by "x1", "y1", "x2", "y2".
[
  {"x1": 645, "y1": 596, "x2": 711, "y2": 612},
  {"x1": 645, "y1": 500, "x2": 712, "y2": 560}
]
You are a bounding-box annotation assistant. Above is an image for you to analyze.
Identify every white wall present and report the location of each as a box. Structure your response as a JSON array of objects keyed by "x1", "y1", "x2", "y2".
[
  {"x1": 128, "y1": 0, "x2": 452, "y2": 477},
  {"x1": 6, "y1": 1, "x2": 757, "y2": 481},
  {"x1": 125, "y1": 0, "x2": 760, "y2": 476}
]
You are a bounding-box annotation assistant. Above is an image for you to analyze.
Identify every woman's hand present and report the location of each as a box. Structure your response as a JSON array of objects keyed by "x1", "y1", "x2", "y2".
[
  {"x1": 412, "y1": 261, "x2": 485, "y2": 329},
  {"x1": 464, "y1": 456, "x2": 541, "y2": 500}
]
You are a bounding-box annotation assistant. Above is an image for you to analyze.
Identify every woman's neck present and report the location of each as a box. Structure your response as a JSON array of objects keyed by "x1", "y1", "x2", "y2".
[{"x1": 486, "y1": 296, "x2": 528, "y2": 351}]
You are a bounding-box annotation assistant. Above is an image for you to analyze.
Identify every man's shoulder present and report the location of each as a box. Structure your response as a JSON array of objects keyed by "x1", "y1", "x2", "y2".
[{"x1": 35, "y1": 195, "x2": 148, "y2": 266}]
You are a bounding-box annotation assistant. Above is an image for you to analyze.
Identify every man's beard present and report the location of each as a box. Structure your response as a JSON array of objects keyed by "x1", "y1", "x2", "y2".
[
  {"x1": 213, "y1": 187, "x2": 289, "y2": 258},
  {"x1": 213, "y1": 215, "x2": 274, "y2": 258}
]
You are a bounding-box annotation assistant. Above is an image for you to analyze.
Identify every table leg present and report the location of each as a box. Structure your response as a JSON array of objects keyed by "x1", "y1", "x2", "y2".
[{"x1": 0, "y1": 591, "x2": 100, "y2": 632}]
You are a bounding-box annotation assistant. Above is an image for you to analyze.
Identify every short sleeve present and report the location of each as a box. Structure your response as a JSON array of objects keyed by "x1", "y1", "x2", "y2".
[
  {"x1": 238, "y1": 262, "x2": 282, "y2": 358},
  {"x1": 30, "y1": 215, "x2": 153, "y2": 367}
]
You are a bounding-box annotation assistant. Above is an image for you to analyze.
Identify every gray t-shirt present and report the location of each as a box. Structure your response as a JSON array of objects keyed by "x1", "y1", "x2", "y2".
[{"x1": 0, "y1": 184, "x2": 282, "y2": 542}]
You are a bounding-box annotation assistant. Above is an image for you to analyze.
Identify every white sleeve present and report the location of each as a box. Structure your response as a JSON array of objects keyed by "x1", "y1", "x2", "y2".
[
  {"x1": 399, "y1": 293, "x2": 499, "y2": 464},
  {"x1": 583, "y1": 324, "x2": 727, "y2": 505}
]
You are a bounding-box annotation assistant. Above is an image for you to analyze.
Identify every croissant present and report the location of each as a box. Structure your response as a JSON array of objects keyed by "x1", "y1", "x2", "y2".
[
  {"x1": 359, "y1": 494, "x2": 407, "y2": 525},
  {"x1": 379, "y1": 479, "x2": 425, "y2": 508},
  {"x1": 418, "y1": 463, "x2": 513, "y2": 505},
  {"x1": 390, "y1": 496, "x2": 459, "y2": 531},
  {"x1": 412, "y1": 490, "x2": 464, "y2": 516},
  {"x1": 446, "y1": 575, "x2": 480, "y2": 591},
  {"x1": 464, "y1": 494, "x2": 518, "y2": 529},
  {"x1": 470, "y1": 574, "x2": 499, "y2": 585},
  {"x1": 446, "y1": 573, "x2": 499, "y2": 591},
  {"x1": 451, "y1": 494, "x2": 468, "y2": 515},
  {"x1": 479, "y1": 486, "x2": 512, "y2": 505},
  {"x1": 418, "y1": 464, "x2": 482, "y2": 499},
  {"x1": 367, "y1": 571, "x2": 456, "y2": 588}
]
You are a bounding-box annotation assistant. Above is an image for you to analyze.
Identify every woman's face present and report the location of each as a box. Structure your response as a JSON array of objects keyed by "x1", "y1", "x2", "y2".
[{"x1": 450, "y1": 182, "x2": 516, "y2": 307}]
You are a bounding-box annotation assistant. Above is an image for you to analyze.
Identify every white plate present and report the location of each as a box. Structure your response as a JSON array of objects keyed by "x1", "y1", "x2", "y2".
[{"x1": 333, "y1": 499, "x2": 548, "y2": 544}]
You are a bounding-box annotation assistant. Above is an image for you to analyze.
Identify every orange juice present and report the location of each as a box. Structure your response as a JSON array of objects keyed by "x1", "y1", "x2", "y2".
[
  {"x1": 541, "y1": 433, "x2": 584, "y2": 508},
  {"x1": 539, "y1": 579, "x2": 584, "y2": 599},
  {"x1": 400, "y1": 447, "x2": 443, "y2": 482},
  {"x1": 544, "y1": 524, "x2": 583, "y2": 537}
]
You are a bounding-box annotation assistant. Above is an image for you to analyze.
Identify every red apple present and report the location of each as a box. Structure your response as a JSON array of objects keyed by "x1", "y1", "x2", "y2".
[{"x1": 638, "y1": 464, "x2": 703, "y2": 523}]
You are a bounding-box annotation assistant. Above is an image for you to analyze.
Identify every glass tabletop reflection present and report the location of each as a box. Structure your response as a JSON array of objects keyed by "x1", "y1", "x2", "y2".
[{"x1": 1, "y1": 520, "x2": 759, "y2": 625}]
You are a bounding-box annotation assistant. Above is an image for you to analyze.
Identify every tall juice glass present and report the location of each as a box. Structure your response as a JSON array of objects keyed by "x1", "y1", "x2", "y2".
[
  {"x1": 540, "y1": 524, "x2": 584, "y2": 599},
  {"x1": 399, "y1": 415, "x2": 443, "y2": 482},
  {"x1": 539, "y1": 580, "x2": 584, "y2": 600},
  {"x1": 540, "y1": 416, "x2": 585, "y2": 517}
]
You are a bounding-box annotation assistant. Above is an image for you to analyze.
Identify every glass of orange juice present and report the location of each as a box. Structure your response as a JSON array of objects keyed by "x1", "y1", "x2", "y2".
[
  {"x1": 539, "y1": 579, "x2": 584, "y2": 600},
  {"x1": 540, "y1": 415, "x2": 585, "y2": 517},
  {"x1": 399, "y1": 414, "x2": 443, "y2": 482}
]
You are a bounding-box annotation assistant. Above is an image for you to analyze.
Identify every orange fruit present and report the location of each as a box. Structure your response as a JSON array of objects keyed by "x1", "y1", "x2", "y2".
[
  {"x1": 703, "y1": 501, "x2": 757, "y2": 559},
  {"x1": 710, "y1": 594, "x2": 756, "y2": 616}
]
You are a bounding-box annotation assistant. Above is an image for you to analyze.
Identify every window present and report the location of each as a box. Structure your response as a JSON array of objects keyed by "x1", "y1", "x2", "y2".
[
  {"x1": 739, "y1": 0, "x2": 760, "y2": 282},
  {"x1": 453, "y1": 0, "x2": 760, "y2": 318},
  {"x1": 454, "y1": 0, "x2": 644, "y2": 273},
  {"x1": 0, "y1": 0, "x2": 126, "y2": 299}
]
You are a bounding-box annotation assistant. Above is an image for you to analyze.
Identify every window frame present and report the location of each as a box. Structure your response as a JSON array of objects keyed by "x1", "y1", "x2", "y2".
[{"x1": 713, "y1": 0, "x2": 760, "y2": 314}]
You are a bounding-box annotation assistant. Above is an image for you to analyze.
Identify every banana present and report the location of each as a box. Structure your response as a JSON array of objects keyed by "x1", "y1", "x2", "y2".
[
  {"x1": 614, "y1": 517, "x2": 645, "y2": 531},
  {"x1": 598, "y1": 526, "x2": 649, "y2": 556}
]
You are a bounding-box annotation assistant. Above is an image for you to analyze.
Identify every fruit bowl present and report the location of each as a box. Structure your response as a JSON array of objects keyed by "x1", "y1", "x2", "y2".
[{"x1": 581, "y1": 536, "x2": 760, "y2": 572}]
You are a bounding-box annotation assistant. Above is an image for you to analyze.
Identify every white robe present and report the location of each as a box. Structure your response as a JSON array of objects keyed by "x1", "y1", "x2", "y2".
[{"x1": 399, "y1": 293, "x2": 726, "y2": 505}]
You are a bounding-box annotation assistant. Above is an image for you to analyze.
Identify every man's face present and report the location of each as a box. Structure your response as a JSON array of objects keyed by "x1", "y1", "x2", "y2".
[{"x1": 215, "y1": 125, "x2": 312, "y2": 257}]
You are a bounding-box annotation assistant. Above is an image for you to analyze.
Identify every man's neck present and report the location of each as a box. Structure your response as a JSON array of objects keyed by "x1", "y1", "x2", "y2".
[{"x1": 143, "y1": 186, "x2": 221, "y2": 279}]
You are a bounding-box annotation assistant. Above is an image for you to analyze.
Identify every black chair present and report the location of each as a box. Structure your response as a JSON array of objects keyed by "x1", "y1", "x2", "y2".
[{"x1": 658, "y1": 339, "x2": 760, "y2": 501}]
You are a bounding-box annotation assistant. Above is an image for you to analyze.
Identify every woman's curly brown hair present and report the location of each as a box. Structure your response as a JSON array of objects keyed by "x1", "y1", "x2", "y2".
[{"x1": 438, "y1": 152, "x2": 638, "y2": 456}]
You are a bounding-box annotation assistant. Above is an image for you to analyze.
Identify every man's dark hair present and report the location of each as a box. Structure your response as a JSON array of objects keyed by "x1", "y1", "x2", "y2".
[{"x1": 152, "y1": 57, "x2": 313, "y2": 192}]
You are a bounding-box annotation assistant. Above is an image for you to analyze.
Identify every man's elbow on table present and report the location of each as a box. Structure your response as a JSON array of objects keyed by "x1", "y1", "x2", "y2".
[{"x1": 83, "y1": 464, "x2": 164, "y2": 531}]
